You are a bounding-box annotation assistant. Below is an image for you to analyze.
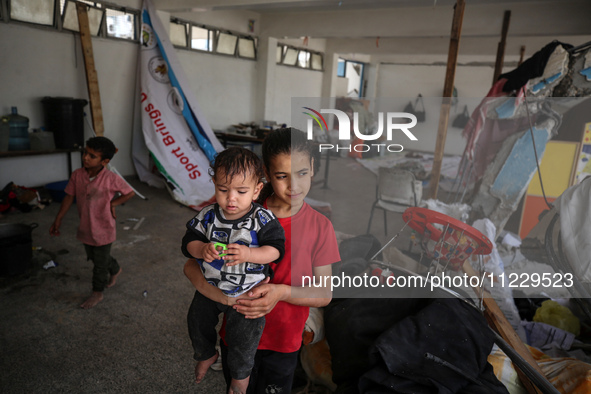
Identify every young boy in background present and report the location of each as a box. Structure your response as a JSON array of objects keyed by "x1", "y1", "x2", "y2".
[{"x1": 50, "y1": 136, "x2": 135, "y2": 309}]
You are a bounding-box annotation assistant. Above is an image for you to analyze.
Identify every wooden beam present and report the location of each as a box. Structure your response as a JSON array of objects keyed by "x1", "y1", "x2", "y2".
[
  {"x1": 76, "y1": 2, "x2": 104, "y2": 136},
  {"x1": 427, "y1": 0, "x2": 465, "y2": 200},
  {"x1": 492, "y1": 10, "x2": 512, "y2": 84},
  {"x1": 463, "y1": 262, "x2": 546, "y2": 394}
]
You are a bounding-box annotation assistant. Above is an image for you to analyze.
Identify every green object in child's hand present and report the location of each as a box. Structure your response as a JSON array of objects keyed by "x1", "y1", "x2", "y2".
[{"x1": 213, "y1": 242, "x2": 227, "y2": 257}]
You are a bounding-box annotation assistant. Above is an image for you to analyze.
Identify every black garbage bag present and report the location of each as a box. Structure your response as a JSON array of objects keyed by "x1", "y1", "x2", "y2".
[{"x1": 325, "y1": 297, "x2": 509, "y2": 394}]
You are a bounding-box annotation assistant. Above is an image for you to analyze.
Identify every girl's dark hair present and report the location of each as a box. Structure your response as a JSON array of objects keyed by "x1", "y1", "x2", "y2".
[
  {"x1": 86, "y1": 137, "x2": 117, "y2": 160},
  {"x1": 258, "y1": 127, "x2": 320, "y2": 203},
  {"x1": 209, "y1": 147, "x2": 264, "y2": 184}
]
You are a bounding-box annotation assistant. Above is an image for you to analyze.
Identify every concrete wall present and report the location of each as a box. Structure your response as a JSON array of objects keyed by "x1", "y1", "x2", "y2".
[
  {"x1": 0, "y1": 22, "x2": 135, "y2": 188},
  {"x1": 0, "y1": 18, "x2": 257, "y2": 188},
  {"x1": 271, "y1": 66, "x2": 324, "y2": 125},
  {"x1": 372, "y1": 63, "x2": 510, "y2": 155},
  {"x1": 176, "y1": 49, "x2": 257, "y2": 128}
]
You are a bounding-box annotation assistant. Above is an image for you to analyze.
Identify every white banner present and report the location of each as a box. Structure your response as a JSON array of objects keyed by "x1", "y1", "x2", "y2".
[{"x1": 133, "y1": 0, "x2": 223, "y2": 209}]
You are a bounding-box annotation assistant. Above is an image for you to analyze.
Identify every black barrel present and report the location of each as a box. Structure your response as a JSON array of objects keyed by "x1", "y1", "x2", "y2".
[
  {"x1": 0, "y1": 223, "x2": 38, "y2": 276},
  {"x1": 42, "y1": 97, "x2": 88, "y2": 149}
]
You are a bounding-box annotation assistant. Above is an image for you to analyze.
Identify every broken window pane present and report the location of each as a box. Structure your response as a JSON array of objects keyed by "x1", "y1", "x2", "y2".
[
  {"x1": 283, "y1": 47, "x2": 298, "y2": 66},
  {"x1": 170, "y1": 21, "x2": 187, "y2": 47},
  {"x1": 238, "y1": 37, "x2": 255, "y2": 59},
  {"x1": 62, "y1": 1, "x2": 103, "y2": 35},
  {"x1": 191, "y1": 26, "x2": 210, "y2": 51},
  {"x1": 106, "y1": 8, "x2": 136, "y2": 40},
  {"x1": 10, "y1": 0, "x2": 55, "y2": 26},
  {"x1": 311, "y1": 53, "x2": 323, "y2": 70},
  {"x1": 216, "y1": 32, "x2": 237, "y2": 55}
]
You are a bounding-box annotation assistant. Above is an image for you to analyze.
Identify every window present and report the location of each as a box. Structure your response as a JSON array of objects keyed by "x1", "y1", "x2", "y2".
[
  {"x1": 62, "y1": 0, "x2": 103, "y2": 35},
  {"x1": 59, "y1": 0, "x2": 100, "y2": 15},
  {"x1": 169, "y1": 17, "x2": 256, "y2": 59},
  {"x1": 337, "y1": 58, "x2": 346, "y2": 77},
  {"x1": 191, "y1": 25, "x2": 211, "y2": 51},
  {"x1": 283, "y1": 47, "x2": 298, "y2": 66},
  {"x1": 170, "y1": 20, "x2": 188, "y2": 47},
  {"x1": 216, "y1": 32, "x2": 237, "y2": 55},
  {"x1": 237, "y1": 37, "x2": 255, "y2": 59},
  {"x1": 297, "y1": 50, "x2": 310, "y2": 68},
  {"x1": 106, "y1": 8, "x2": 136, "y2": 40},
  {"x1": 10, "y1": 0, "x2": 55, "y2": 26},
  {"x1": 5, "y1": 0, "x2": 139, "y2": 41},
  {"x1": 338, "y1": 58, "x2": 365, "y2": 97},
  {"x1": 311, "y1": 53, "x2": 323, "y2": 70},
  {"x1": 277, "y1": 44, "x2": 323, "y2": 71}
]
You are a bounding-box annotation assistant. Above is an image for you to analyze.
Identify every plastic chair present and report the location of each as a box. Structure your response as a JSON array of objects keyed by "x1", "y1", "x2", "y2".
[{"x1": 366, "y1": 167, "x2": 422, "y2": 235}]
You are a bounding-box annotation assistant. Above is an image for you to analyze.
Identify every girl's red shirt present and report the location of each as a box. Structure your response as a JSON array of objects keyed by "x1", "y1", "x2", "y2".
[{"x1": 221, "y1": 201, "x2": 340, "y2": 353}]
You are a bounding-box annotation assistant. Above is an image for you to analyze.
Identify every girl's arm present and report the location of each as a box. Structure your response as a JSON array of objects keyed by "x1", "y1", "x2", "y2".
[
  {"x1": 183, "y1": 258, "x2": 268, "y2": 305},
  {"x1": 233, "y1": 264, "x2": 333, "y2": 319},
  {"x1": 183, "y1": 258, "x2": 237, "y2": 306}
]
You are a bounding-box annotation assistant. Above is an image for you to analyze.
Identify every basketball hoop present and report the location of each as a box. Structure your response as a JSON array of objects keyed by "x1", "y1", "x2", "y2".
[{"x1": 402, "y1": 207, "x2": 493, "y2": 271}]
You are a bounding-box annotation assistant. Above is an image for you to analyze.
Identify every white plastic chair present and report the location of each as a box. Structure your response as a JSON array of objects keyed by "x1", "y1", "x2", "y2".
[{"x1": 366, "y1": 167, "x2": 423, "y2": 235}]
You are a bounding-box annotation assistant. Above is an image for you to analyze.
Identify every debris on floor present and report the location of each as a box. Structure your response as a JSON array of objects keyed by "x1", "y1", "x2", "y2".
[{"x1": 42, "y1": 260, "x2": 57, "y2": 270}]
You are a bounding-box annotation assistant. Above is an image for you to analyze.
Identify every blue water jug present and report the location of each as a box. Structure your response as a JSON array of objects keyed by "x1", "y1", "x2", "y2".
[{"x1": 7, "y1": 107, "x2": 30, "y2": 151}]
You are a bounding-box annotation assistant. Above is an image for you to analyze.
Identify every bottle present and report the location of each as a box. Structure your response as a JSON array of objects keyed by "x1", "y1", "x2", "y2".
[{"x1": 7, "y1": 107, "x2": 30, "y2": 151}]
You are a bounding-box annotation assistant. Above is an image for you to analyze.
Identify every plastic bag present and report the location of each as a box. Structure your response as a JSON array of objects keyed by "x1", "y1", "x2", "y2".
[{"x1": 533, "y1": 300, "x2": 580, "y2": 336}]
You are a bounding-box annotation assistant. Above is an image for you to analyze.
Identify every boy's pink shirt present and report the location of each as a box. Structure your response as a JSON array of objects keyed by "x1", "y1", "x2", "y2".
[{"x1": 64, "y1": 167, "x2": 133, "y2": 246}]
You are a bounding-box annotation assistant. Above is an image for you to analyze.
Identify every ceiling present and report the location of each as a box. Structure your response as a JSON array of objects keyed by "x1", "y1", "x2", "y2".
[
  {"x1": 149, "y1": 0, "x2": 591, "y2": 57},
  {"x1": 154, "y1": 0, "x2": 546, "y2": 13}
]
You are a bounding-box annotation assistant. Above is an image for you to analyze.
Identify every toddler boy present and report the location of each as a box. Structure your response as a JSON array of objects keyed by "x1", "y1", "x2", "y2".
[{"x1": 181, "y1": 147, "x2": 285, "y2": 394}]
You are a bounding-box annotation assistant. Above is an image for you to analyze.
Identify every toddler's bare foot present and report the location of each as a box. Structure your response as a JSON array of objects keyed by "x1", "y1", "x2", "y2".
[
  {"x1": 195, "y1": 352, "x2": 218, "y2": 383},
  {"x1": 229, "y1": 376, "x2": 250, "y2": 394},
  {"x1": 106, "y1": 268, "x2": 122, "y2": 288},
  {"x1": 80, "y1": 291, "x2": 103, "y2": 309}
]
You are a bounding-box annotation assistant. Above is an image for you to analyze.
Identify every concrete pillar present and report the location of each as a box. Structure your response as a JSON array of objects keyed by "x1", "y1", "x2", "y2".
[
  {"x1": 364, "y1": 62, "x2": 380, "y2": 113},
  {"x1": 321, "y1": 51, "x2": 339, "y2": 98}
]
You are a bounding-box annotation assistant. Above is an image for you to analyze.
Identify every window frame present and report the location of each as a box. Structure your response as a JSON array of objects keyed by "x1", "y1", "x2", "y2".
[
  {"x1": 104, "y1": 5, "x2": 138, "y2": 41},
  {"x1": 2, "y1": 0, "x2": 140, "y2": 43},
  {"x1": 277, "y1": 43, "x2": 324, "y2": 72},
  {"x1": 170, "y1": 16, "x2": 257, "y2": 61},
  {"x1": 7, "y1": 0, "x2": 57, "y2": 27},
  {"x1": 190, "y1": 23, "x2": 213, "y2": 53},
  {"x1": 1, "y1": 0, "x2": 261, "y2": 58},
  {"x1": 170, "y1": 17, "x2": 189, "y2": 48},
  {"x1": 61, "y1": 0, "x2": 104, "y2": 36}
]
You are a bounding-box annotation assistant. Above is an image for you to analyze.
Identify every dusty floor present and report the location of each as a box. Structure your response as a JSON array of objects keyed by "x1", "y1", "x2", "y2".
[
  {"x1": 0, "y1": 176, "x2": 230, "y2": 393},
  {"x1": 1, "y1": 155, "x2": 400, "y2": 393},
  {"x1": 3, "y1": 153, "x2": 563, "y2": 393}
]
